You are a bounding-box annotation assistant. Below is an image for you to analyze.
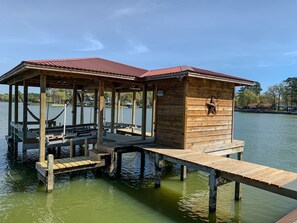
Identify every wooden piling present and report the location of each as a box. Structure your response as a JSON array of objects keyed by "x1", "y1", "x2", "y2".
[
  {"x1": 154, "y1": 154, "x2": 162, "y2": 188},
  {"x1": 180, "y1": 165, "x2": 187, "y2": 181},
  {"x1": 70, "y1": 139, "x2": 74, "y2": 158},
  {"x1": 39, "y1": 75, "x2": 46, "y2": 162},
  {"x1": 235, "y1": 152, "x2": 243, "y2": 201},
  {"x1": 209, "y1": 170, "x2": 218, "y2": 212},
  {"x1": 84, "y1": 138, "x2": 88, "y2": 156},
  {"x1": 116, "y1": 152, "x2": 122, "y2": 176},
  {"x1": 151, "y1": 86, "x2": 157, "y2": 138},
  {"x1": 46, "y1": 154, "x2": 54, "y2": 192}
]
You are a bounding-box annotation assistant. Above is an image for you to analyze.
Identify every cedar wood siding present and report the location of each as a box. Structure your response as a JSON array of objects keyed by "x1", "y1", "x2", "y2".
[
  {"x1": 185, "y1": 77, "x2": 235, "y2": 151},
  {"x1": 155, "y1": 79, "x2": 185, "y2": 148}
]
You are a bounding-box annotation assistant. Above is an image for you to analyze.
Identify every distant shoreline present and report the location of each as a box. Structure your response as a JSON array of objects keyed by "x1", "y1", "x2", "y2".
[{"x1": 235, "y1": 109, "x2": 297, "y2": 115}]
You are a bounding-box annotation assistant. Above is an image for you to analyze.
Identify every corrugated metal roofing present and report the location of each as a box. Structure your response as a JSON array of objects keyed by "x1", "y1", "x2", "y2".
[
  {"x1": 0, "y1": 57, "x2": 253, "y2": 85},
  {"x1": 25, "y1": 58, "x2": 148, "y2": 77}
]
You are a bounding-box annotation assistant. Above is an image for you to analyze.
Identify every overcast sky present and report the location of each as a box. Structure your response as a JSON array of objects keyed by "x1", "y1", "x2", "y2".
[{"x1": 1, "y1": 0, "x2": 297, "y2": 93}]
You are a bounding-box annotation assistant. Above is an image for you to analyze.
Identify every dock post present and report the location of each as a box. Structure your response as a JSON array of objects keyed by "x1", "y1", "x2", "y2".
[
  {"x1": 116, "y1": 152, "x2": 122, "y2": 176},
  {"x1": 84, "y1": 138, "x2": 88, "y2": 156},
  {"x1": 111, "y1": 88, "x2": 115, "y2": 133},
  {"x1": 46, "y1": 154, "x2": 54, "y2": 192},
  {"x1": 235, "y1": 152, "x2": 243, "y2": 201},
  {"x1": 154, "y1": 154, "x2": 162, "y2": 188},
  {"x1": 72, "y1": 83, "x2": 77, "y2": 126},
  {"x1": 22, "y1": 81, "x2": 28, "y2": 162},
  {"x1": 140, "y1": 151, "x2": 145, "y2": 176},
  {"x1": 141, "y1": 84, "x2": 147, "y2": 140},
  {"x1": 209, "y1": 170, "x2": 218, "y2": 212},
  {"x1": 117, "y1": 91, "x2": 121, "y2": 124},
  {"x1": 180, "y1": 165, "x2": 187, "y2": 181},
  {"x1": 39, "y1": 74, "x2": 46, "y2": 162},
  {"x1": 14, "y1": 85, "x2": 19, "y2": 159},
  {"x1": 70, "y1": 139, "x2": 74, "y2": 158},
  {"x1": 132, "y1": 91, "x2": 136, "y2": 134}
]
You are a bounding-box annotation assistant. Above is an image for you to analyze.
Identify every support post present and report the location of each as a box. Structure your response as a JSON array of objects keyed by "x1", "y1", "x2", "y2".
[
  {"x1": 154, "y1": 154, "x2": 162, "y2": 188},
  {"x1": 94, "y1": 89, "x2": 98, "y2": 124},
  {"x1": 140, "y1": 151, "x2": 145, "y2": 176},
  {"x1": 235, "y1": 152, "x2": 243, "y2": 201},
  {"x1": 70, "y1": 138, "x2": 74, "y2": 158},
  {"x1": 117, "y1": 91, "x2": 121, "y2": 124},
  {"x1": 180, "y1": 165, "x2": 187, "y2": 181},
  {"x1": 209, "y1": 170, "x2": 218, "y2": 212},
  {"x1": 141, "y1": 85, "x2": 147, "y2": 140},
  {"x1": 46, "y1": 154, "x2": 54, "y2": 192},
  {"x1": 151, "y1": 86, "x2": 157, "y2": 137},
  {"x1": 22, "y1": 81, "x2": 28, "y2": 162},
  {"x1": 132, "y1": 91, "x2": 136, "y2": 133},
  {"x1": 8, "y1": 85, "x2": 12, "y2": 137},
  {"x1": 39, "y1": 75, "x2": 46, "y2": 162},
  {"x1": 14, "y1": 85, "x2": 19, "y2": 157},
  {"x1": 72, "y1": 83, "x2": 77, "y2": 126},
  {"x1": 80, "y1": 91, "x2": 84, "y2": 124},
  {"x1": 111, "y1": 88, "x2": 115, "y2": 133},
  {"x1": 97, "y1": 81, "x2": 104, "y2": 148},
  {"x1": 84, "y1": 138, "x2": 88, "y2": 156},
  {"x1": 116, "y1": 152, "x2": 122, "y2": 176}
]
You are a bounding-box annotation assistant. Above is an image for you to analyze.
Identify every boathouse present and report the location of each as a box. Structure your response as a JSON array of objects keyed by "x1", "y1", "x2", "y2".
[{"x1": 1, "y1": 58, "x2": 297, "y2": 214}]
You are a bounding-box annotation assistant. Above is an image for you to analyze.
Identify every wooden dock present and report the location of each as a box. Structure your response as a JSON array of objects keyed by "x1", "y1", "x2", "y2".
[
  {"x1": 134, "y1": 144, "x2": 297, "y2": 211},
  {"x1": 116, "y1": 128, "x2": 152, "y2": 137}
]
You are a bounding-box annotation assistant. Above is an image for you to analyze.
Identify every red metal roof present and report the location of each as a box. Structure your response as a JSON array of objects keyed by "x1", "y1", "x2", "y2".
[
  {"x1": 25, "y1": 58, "x2": 148, "y2": 77},
  {"x1": 0, "y1": 57, "x2": 253, "y2": 85}
]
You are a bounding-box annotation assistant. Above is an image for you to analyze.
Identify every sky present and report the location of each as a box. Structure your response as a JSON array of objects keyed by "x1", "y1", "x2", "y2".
[{"x1": 1, "y1": 0, "x2": 297, "y2": 93}]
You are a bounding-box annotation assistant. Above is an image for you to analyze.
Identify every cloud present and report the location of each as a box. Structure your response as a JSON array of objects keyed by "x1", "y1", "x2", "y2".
[
  {"x1": 256, "y1": 60, "x2": 297, "y2": 67},
  {"x1": 284, "y1": 51, "x2": 297, "y2": 56},
  {"x1": 76, "y1": 34, "x2": 104, "y2": 51},
  {"x1": 128, "y1": 41, "x2": 149, "y2": 54},
  {"x1": 0, "y1": 37, "x2": 55, "y2": 45}
]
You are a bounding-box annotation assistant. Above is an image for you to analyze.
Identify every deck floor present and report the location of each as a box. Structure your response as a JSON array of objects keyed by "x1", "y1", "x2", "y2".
[{"x1": 139, "y1": 144, "x2": 297, "y2": 199}]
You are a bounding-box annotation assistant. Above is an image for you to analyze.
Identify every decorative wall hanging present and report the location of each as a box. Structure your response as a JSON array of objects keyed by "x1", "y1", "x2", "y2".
[{"x1": 205, "y1": 95, "x2": 219, "y2": 116}]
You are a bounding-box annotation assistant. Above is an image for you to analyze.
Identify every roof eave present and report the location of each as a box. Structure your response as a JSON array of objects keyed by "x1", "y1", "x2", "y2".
[
  {"x1": 188, "y1": 72, "x2": 254, "y2": 86},
  {"x1": 0, "y1": 62, "x2": 27, "y2": 84},
  {"x1": 143, "y1": 71, "x2": 188, "y2": 81}
]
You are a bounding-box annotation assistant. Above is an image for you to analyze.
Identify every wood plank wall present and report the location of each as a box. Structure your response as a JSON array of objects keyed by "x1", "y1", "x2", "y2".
[
  {"x1": 185, "y1": 77, "x2": 235, "y2": 150},
  {"x1": 155, "y1": 79, "x2": 185, "y2": 148}
]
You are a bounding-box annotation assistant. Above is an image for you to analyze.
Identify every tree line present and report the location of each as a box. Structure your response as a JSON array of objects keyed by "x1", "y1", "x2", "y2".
[{"x1": 236, "y1": 77, "x2": 297, "y2": 111}]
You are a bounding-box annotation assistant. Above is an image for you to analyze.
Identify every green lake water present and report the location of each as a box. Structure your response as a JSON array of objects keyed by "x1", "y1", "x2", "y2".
[{"x1": 0, "y1": 102, "x2": 297, "y2": 222}]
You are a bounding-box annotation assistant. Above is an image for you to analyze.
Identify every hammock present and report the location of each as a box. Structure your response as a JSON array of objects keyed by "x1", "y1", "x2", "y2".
[{"x1": 19, "y1": 94, "x2": 72, "y2": 122}]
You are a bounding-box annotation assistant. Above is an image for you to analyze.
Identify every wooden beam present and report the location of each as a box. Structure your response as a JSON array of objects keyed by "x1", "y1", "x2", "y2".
[
  {"x1": 13, "y1": 85, "x2": 19, "y2": 157},
  {"x1": 117, "y1": 91, "x2": 121, "y2": 124},
  {"x1": 93, "y1": 89, "x2": 98, "y2": 124},
  {"x1": 72, "y1": 83, "x2": 77, "y2": 126},
  {"x1": 80, "y1": 92, "x2": 85, "y2": 124},
  {"x1": 97, "y1": 81, "x2": 104, "y2": 147},
  {"x1": 46, "y1": 154, "x2": 54, "y2": 192},
  {"x1": 152, "y1": 85, "x2": 157, "y2": 138},
  {"x1": 132, "y1": 91, "x2": 136, "y2": 133},
  {"x1": 141, "y1": 84, "x2": 147, "y2": 140},
  {"x1": 8, "y1": 85, "x2": 12, "y2": 136},
  {"x1": 183, "y1": 79, "x2": 188, "y2": 149},
  {"x1": 235, "y1": 152, "x2": 243, "y2": 200},
  {"x1": 209, "y1": 170, "x2": 218, "y2": 212},
  {"x1": 7, "y1": 70, "x2": 40, "y2": 85},
  {"x1": 22, "y1": 81, "x2": 28, "y2": 162},
  {"x1": 111, "y1": 88, "x2": 115, "y2": 133},
  {"x1": 39, "y1": 74, "x2": 46, "y2": 162}
]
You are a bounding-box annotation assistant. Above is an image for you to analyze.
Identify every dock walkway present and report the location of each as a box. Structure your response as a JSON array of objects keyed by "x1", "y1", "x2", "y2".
[{"x1": 136, "y1": 144, "x2": 297, "y2": 211}]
